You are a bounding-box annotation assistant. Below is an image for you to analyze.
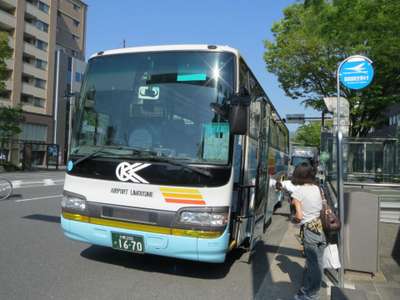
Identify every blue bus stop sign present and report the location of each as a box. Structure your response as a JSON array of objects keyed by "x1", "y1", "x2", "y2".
[{"x1": 339, "y1": 55, "x2": 374, "y2": 90}]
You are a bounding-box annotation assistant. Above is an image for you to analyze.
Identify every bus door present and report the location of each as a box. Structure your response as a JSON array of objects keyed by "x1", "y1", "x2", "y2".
[{"x1": 246, "y1": 99, "x2": 270, "y2": 260}]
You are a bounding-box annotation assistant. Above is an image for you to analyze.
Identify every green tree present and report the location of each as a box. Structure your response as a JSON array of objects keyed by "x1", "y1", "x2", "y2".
[
  {"x1": 264, "y1": 0, "x2": 400, "y2": 136},
  {"x1": 0, "y1": 31, "x2": 12, "y2": 93},
  {"x1": 0, "y1": 106, "x2": 24, "y2": 153},
  {"x1": 293, "y1": 121, "x2": 321, "y2": 148}
]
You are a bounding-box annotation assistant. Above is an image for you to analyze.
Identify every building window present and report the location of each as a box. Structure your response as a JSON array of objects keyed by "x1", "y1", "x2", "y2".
[
  {"x1": 35, "y1": 59, "x2": 47, "y2": 70},
  {"x1": 73, "y1": 4, "x2": 80, "y2": 11},
  {"x1": 23, "y1": 55, "x2": 32, "y2": 64},
  {"x1": 21, "y1": 94, "x2": 45, "y2": 108},
  {"x1": 0, "y1": 90, "x2": 11, "y2": 100},
  {"x1": 73, "y1": 19, "x2": 80, "y2": 27},
  {"x1": 67, "y1": 57, "x2": 72, "y2": 71},
  {"x1": 72, "y1": 34, "x2": 79, "y2": 41},
  {"x1": 34, "y1": 78, "x2": 46, "y2": 89},
  {"x1": 35, "y1": 39, "x2": 48, "y2": 51},
  {"x1": 33, "y1": 97, "x2": 45, "y2": 107},
  {"x1": 75, "y1": 72, "x2": 82, "y2": 82},
  {"x1": 38, "y1": 1, "x2": 49, "y2": 14},
  {"x1": 36, "y1": 20, "x2": 49, "y2": 33},
  {"x1": 21, "y1": 123, "x2": 47, "y2": 141}
]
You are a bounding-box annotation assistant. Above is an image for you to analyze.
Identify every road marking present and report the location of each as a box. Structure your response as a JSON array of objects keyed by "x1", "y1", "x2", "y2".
[
  {"x1": 15, "y1": 183, "x2": 64, "y2": 189},
  {"x1": 44, "y1": 179, "x2": 55, "y2": 186},
  {"x1": 11, "y1": 180, "x2": 22, "y2": 188},
  {"x1": 16, "y1": 194, "x2": 63, "y2": 202},
  {"x1": 10, "y1": 179, "x2": 64, "y2": 189}
]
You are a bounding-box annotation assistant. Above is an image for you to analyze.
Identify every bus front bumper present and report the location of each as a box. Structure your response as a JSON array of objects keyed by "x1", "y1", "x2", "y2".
[{"x1": 61, "y1": 215, "x2": 229, "y2": 263}]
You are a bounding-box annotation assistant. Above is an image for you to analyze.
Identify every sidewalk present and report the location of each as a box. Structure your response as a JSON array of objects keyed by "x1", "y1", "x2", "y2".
[
  {"x1": 255, "y1": 207, "x2": 329, "y2": 300},
  {"x1": 258, "y1": 204, "x2": 400, "y2": 300}
]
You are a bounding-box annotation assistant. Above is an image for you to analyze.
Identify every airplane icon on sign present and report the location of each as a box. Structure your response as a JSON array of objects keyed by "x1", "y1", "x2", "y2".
[{"x1": 344, "y1": 63, "x2": 367, "y2": 73}]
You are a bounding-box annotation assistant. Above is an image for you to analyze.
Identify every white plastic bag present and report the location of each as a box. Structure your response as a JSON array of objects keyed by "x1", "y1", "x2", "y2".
[{"x1": 323, "y1": 244, "x2": 341, "y2": 269}]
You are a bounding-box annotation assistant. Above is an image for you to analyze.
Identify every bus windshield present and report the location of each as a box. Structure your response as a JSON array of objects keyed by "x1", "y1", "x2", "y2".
[{"x1": 71, "y1": 51, "x2": 235, "y2": 165}]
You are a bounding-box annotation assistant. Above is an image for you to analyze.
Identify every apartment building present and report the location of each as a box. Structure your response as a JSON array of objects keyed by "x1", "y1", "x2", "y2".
[{"x1": 0, "y1": 0, "x2": 86, "y2": 165}]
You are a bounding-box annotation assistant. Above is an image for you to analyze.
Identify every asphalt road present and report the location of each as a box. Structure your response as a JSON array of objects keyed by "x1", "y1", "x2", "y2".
[{"x1": 0, "y1": 171, "x2": 291, "y2": 300}]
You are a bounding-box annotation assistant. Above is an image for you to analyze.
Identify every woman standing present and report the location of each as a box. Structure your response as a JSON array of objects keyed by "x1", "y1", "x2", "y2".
[{"x1": 291, "y1": 162, "x2": 327, "y2": 300}]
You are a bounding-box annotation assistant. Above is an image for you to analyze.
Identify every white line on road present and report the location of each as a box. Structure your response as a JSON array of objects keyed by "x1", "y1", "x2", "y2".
[
  {"x1": 44, "y1": 179, "x2": 55, "y2": 186},
  {"x1": 11, "y1": 180, "x2": 22, "y2": 188},
  {"x1": 16, "y1": 195, "x2": 63, "y2": 202},
  {"x1": 15, "y1": 183, "x2": 64, "y2": 189}
]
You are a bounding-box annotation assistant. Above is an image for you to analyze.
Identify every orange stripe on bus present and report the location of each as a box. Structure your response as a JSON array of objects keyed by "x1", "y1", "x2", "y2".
[
  {"x1": 165, "y1": 198, "x2": 206, "y2": 205},
  {"x1": 160, "y1": 187, "x2": 199, "y2": 194},
  {"x1": 161, "y1": 193, "x2": 203, "y2": 200}
]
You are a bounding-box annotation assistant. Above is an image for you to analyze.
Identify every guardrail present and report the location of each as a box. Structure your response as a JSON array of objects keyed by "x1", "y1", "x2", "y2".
[
  {"x1": 344, "y1": 182, "x2": 400, "y2": 189},
  {"x1": 344, "y1": 182, "x2": 400, "y2": 224}
]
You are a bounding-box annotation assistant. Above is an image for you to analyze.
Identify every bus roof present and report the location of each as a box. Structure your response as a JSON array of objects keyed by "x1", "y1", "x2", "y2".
[{"x1": 89, "y1": 44, "x2": 240, "y2": 59}]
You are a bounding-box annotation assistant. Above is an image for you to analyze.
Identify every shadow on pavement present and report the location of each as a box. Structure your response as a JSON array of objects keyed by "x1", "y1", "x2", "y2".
[
  {"x1": 251, "y1": 240, "x2": 304, "y2": 300},
  {"x1": 273, "y1": 212, "x2": 291, "y2": 218},
  {"x1": 275, "y1": 254, "x2": 304, "y2": 285},
  {"x1": 80, "y1": 244, "x2": 245, "y2": 279},
  {"x1": 22, "y1": 214, "x2": 60, "y2": 223},
  {"x1": 392, "y1": 227, "x2": 400, "y2": 266}
]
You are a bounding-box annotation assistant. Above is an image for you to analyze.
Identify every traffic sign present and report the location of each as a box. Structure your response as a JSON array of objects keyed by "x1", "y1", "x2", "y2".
[{"x1": 339, "y1": 55, "x2": 374, "y2": 90}]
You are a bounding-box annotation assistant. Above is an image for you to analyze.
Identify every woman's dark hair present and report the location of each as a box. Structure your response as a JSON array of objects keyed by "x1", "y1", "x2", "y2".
[{"x1": 291, "y1": 162, "x2": 317, "y2": 185}]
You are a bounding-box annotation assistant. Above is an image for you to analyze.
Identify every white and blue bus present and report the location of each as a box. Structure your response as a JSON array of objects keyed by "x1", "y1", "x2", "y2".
[{"x1": 61, "y1": 45, "x2": 288, "y2": 263}]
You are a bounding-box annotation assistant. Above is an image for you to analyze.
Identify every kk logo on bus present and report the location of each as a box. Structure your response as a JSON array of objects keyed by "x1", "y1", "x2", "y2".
[{"x1": 115, "y1": 162, "x2": 151, "y2": 184}]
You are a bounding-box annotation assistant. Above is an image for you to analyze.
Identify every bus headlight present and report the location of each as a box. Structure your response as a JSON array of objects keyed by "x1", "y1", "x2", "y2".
[
  {"x1": 179, "y1": 210, "x2": 228, "y2": 227},
  {"x1": 61, "y1": 195, "x2": 87, "y2": 212}
]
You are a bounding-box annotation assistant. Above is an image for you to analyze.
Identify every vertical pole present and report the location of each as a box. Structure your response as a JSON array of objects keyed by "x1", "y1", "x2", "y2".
[
  {"x1": 337, "y1": 68, "x2": 345, "y2": 288},
  {"x1": 53, "y1": 50, "x2": 60, "y2": 144},
  {"x1": 67, "y1": 96, "x2": 74, "y2": 161}
]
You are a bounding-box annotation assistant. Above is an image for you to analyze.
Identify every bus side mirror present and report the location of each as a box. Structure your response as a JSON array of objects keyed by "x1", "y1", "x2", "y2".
[{"x1": 229, "y1": 95, "x2": 250, "y2": 135}]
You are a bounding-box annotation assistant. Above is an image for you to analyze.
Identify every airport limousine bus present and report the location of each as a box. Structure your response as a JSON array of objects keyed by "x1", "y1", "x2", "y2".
[{"x1": 61, "y1": 45, "x2": 289, "y2": 263}]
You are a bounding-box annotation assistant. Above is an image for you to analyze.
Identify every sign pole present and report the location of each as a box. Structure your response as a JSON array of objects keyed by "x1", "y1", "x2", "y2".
[
  {"x1": 336, "y1": 55, "x2": 374, "y2": 288},
  {"x1": 336, "y1": 65, "x2": 345, "y2": 288}
]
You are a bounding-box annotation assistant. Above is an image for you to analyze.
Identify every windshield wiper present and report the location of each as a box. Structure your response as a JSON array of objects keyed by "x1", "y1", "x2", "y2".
[
  {"x1": 72, "y1": 146, "x2": 158, "y2": 167},
  {"x1": 71, "y1": 147, "x2": 211, "y2": 177},
  {"x1": 72, "y1": 146, "x2": 109, "y2": 166},
  {"x1": 139, "y1": 155, "x2": 212, "y2": 178}
]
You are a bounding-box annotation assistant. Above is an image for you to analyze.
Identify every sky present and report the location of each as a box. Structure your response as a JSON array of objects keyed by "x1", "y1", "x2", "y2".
[{"x1": 84, "y1": 0, "x2": 320, "y2": 132}]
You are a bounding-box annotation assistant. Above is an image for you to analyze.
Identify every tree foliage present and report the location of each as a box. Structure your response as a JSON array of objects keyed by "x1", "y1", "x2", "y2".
[
  {"x1": 264, "y1": 0, "x2": 400, "y2": 136},
  {"x1": 293, "y1": 121, "x2": 321, "y2": 148},
  {"x1": 0, "y1": 106, "x2": 24, "y2": 142},
  {"x1": 0, "y1": 31, "x2": 12, "y2": 93}
]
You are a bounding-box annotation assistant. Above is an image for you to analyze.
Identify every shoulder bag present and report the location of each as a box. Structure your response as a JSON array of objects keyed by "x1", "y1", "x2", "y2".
[{"x1": 319, "y1": 186, "x2": 341, "y2": 234}]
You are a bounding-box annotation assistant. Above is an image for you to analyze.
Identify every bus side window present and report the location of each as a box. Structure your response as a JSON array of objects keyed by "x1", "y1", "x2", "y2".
[{"x1": 239, "y1": 59, "x2": 249, "y2": 94}]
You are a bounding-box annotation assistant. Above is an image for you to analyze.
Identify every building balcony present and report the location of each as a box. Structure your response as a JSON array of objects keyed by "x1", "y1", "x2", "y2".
[
  {"x1": 23, "y1": 42, "x2": 47, "y2": 61},
  {"x1": 0, "y1": 98, "x2": 11, "y2": 105},
  {"x1": 25, "y1": 2, "x2": 49, "y2": 23},
  {"x1": 1, "y1": 0, "x2": 17, "y2": 8},
  {"x1": 4, "y1": 79, "x2": 13, "y2": 91},
  {"x1": 5, "y1": 58, "x2": 13, "y2": 70},
  {"x1": 24, "y1": 22, "x2": 49, "y2": 42},
  {"x1": 7, "y1": 35, "x2": 14, "y2": 48},
  {"x1": 23, "y1": 63, "x2": 47, "y2": 80},
  {"x1": 22, "y1": 104, "x2": 46, "y2": 115},
  {"x1": 22, "y1": 82, "x2": 46, "y2": 99},
  {"x1": 0, "y1": 9, "x2": 16, "y2": 29}
]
